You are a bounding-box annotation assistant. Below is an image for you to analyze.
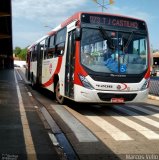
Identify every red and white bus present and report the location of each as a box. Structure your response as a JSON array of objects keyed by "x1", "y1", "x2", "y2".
[{"x1": 26, "y1": 12, "x2": 150, "y2": 104}]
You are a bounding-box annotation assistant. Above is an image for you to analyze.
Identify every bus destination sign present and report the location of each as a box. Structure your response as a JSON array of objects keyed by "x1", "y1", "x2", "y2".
[
  {"x1": 90, "y1": 16, "x2": 138, "y2": 29},
  {"x1": 81, "y1": 14, "x2": 145, "y2": 30}
]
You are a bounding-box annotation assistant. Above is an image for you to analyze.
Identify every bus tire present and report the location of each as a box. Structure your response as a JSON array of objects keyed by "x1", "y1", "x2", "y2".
[
  {"x1": 55, "y1": 81, "x2": 65, "y2": 104},
  {"x1": 31, "y1": 73, "x2": 36, "y2": 89}
]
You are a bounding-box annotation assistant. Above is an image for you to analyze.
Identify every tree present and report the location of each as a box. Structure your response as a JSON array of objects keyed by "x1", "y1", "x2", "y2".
[
  {"x1": 18, "y1": 48, "x2": 27, "y2": 60},
  {"x1": 13, "y1": 47, "x2": 27, "y2": 60},
  {"x1": 14, "y1": 47, "x2": 21, "y2": 57}
]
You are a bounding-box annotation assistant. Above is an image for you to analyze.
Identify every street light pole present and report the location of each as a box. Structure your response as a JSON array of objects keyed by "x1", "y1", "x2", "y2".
[
  {"x1": 44, "y1": 25, "x2": 52, "y2": 29},
  {"x1": 102, "y1": 0, "x2": 104, "y2": 12},
  {"x1": 92, "y1": 0, "x2": 114, "y2": 12}
]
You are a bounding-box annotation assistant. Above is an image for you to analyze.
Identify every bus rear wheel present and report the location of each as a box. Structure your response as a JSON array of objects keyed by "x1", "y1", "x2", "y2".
[
  {"x1": 31, "y1": 73, "x2": 36, "y2": 89},
  {"x1": 55, "y1": 81, "x2": 65, "y2": 104}
]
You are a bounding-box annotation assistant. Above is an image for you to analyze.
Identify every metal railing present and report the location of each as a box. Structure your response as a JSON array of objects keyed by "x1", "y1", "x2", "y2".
[{"x1": 149, "y1": 77, "x2": 159, "y2": 96}]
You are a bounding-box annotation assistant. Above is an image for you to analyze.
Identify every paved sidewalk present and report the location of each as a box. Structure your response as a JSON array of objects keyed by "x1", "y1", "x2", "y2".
[
  {"x1": 0, "y1": 69, "x2": 59, "y2": 160},
  {"x1": 148, "y1": 94, "x2": 159, "y2": 101},
  {"x1": 0, "y1": 69, "x2": 27, "y2": 159}
]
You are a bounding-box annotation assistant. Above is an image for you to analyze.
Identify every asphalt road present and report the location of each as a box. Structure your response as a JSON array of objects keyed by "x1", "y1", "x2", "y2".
[{"x1": 15, "y1": 68, "x2": 159, "y2": 160}]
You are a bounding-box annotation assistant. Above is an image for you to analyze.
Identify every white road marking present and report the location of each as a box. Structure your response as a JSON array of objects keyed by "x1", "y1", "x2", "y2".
[
  {"x1": 28, "y1": 92, "x2": 32, "y2": 97},
  {"x1": 128, "y1": 105, "x2": 159, "y2": 119},
  {"x1": 14, "y1": 71, "x2": 37, "y2": 160},
  {"x1": 15, "y1": 69, "x2": 23, "y2": 80},
  {"x1": 86, "y1": 114, "x2": 133, "y2": 141},
  {"x1": 107, "y1": 110, "x2": 159, "y2": 140},
  {"x1": 51, "y1": 105, "x2": 98, "y2": 142},
  {"x1": 113, "y1": 105, "x2": 159, "y2": 128}
]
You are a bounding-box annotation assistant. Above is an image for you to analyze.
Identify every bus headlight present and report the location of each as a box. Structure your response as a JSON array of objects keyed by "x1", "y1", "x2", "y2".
[
  {"x1": 140, "y1": 78, "x2": 150, "y2": 91},
  {"x1": 79, "y1": 75, "x2": 94, "y2": 90}
]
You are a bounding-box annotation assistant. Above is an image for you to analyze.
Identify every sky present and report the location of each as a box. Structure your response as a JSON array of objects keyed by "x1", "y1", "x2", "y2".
[{"x1": 12, "y1": 0, "x2": 159, "y2": 50}]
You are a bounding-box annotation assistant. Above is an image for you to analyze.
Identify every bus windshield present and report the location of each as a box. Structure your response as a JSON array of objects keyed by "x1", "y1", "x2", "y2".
[{"x1": 80, "y1": 28, "x2": 148, "y2": 75}]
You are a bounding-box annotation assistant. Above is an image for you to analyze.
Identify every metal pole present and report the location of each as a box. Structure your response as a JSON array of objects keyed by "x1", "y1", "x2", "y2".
[
  {"x1": 102, "y1": 0, "x2": 104, "y2": 12},
  {"x1": 92, "y1": 0, "x2": 115, "y2": 12}
]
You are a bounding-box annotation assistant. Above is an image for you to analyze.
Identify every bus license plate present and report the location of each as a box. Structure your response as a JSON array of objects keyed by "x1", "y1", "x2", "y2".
[{"x1": 111, "y1": 98, "x2": 124, "y2": 103}]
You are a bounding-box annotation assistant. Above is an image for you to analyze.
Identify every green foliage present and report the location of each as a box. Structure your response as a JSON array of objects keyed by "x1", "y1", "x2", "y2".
[
  {"x1": 14, "y1": 47, "x2": 21, "y2": 56},
  {"x1": 19, "y1": 48, "x2": 27, "y2": 60},
  {"x1": 14, "y1": 47, "x2": 27, "y2": 60}
]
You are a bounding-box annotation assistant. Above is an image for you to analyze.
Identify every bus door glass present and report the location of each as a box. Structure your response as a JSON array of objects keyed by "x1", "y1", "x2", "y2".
[
  {"x1": 26, "y1": 51, "x2": 31, "y2": 80},
  {"x1": 37, "y1": 39, "x2": 45, "y2": 84},
  {"x1": 65, "y1": 30, "x2": 75, "y2": 98}
]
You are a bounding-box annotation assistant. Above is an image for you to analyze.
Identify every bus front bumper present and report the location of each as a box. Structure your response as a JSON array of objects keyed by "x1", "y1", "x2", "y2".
[{"x1": 74, "y1": 85, "x2": 148, "y2": 103}]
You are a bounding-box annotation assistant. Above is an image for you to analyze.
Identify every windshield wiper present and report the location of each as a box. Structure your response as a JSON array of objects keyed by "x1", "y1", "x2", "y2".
[
  {"x1": 99, "y1": 27, "x2": 115, "y2": 50},
  {"x1": 123, "y1": 31, "x2": 134, "y2": 51}
]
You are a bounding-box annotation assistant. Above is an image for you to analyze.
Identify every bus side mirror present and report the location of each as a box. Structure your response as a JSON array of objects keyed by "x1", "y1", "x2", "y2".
[{"x1": 75, "y1": 28, "x2": 81, "y2": 41}]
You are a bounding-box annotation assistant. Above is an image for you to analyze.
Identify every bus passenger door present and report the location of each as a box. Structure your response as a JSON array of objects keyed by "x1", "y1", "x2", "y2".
[
  {"x1": 26, "y1": 51, "x2": 31, "y2": 81},
  {"x1": 37, "y1": 43, "x2": 44, "y2": 85},
  {"x1": 65, "y1": 30, "x2": 75, "y2": 98}
]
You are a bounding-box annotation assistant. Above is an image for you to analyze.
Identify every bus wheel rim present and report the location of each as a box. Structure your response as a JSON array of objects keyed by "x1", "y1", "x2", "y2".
[{"x1": 56, "y1": 82, "x2": 63, "y2": 103}]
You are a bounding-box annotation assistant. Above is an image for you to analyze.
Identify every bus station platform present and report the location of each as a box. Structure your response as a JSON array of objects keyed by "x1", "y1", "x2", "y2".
[{"x1": 0, "y1": 69, "x2": 59, "y2": 160}]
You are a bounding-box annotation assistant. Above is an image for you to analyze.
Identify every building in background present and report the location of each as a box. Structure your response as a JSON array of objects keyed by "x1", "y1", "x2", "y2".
[
  {"x1": 152, "y1": 52, "x2": 159, "y2": 76},
  {"x1": 0, "y1": 0, "x2": 13, "y2": 69}
]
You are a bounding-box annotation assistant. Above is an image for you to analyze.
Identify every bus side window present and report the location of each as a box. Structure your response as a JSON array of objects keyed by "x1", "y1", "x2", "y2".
[
  {"x1": 30, "y1": 51, "x2": 33, "y2": 62},
  {"x1": 47, "y1": 35, "x2": 55, "y2": 59},
  {"x1": 44, "y1": 38, "x2": 49, "y2": 59},
  {"x1": 39, "y1": 39, "x2": 46, "y2": 60},
  {"x1": 55, "y1": 27, "x2": 66, "y2": 56},
  {"x1": 56, "y1": 42, "x2": 65, "y2": 56},
  {"x1": 34, "y1": 45, "x2": 38, "y2": 61},
  {"x1": 31, "y1": 46, "x2": 37, "y2": 62}
]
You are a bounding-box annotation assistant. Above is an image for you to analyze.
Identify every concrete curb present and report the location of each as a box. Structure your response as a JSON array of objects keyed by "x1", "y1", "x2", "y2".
[{"x1": 148, "y1": 94, "x2": 159, "y2": 101}]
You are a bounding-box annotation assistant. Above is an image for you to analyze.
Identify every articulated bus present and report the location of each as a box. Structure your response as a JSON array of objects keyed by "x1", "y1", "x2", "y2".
[{"x1": 26, "y1": 12, "x2": 150, "y2": 104}]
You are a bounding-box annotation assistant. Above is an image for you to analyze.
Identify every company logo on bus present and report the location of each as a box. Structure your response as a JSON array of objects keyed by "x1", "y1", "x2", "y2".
[
  {"x1": 117, "y1": 85, "x2": 121, "y2": 90},
  {"x1": 49, "y1": 63, "x2": 52, "y2": 74},
  {"x1": 116, "y1": 83, "x2": 127, "y2": 90}
]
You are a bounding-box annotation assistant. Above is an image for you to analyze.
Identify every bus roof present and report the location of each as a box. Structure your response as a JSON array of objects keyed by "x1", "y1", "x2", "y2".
[{"x1": 28, "y1": 12, "x2": 146, "y2": 49}]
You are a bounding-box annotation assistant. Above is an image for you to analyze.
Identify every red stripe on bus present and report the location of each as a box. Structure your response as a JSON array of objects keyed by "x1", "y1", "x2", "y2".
[
  {"x1": 144, "y1": 67, "x2": 150, "y2": 79},
  {"x1": 42, "y1": 57, "x2": 63, "y2": 87},
  {"x1": 74, "y1": 41, "x2": 88, "y2": 86}
]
